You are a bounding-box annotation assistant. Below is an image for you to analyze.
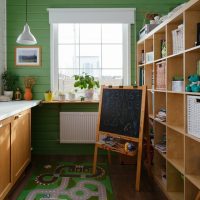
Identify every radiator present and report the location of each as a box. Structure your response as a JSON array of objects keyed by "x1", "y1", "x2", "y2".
[{"x1": 60, "y1": 112, "x2": 98, "y2": 143}]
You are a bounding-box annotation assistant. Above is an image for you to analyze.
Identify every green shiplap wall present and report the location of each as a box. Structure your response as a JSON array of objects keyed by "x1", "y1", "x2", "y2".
[{"x1": 7, "y1": 0, "x2": 186, "y2": 155}]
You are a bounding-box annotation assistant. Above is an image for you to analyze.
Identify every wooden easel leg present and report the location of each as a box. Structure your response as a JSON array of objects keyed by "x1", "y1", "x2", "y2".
[
  {"x1": 195, "y1": 191, "x2": 200, "y2": 200},
  {"x1": 92, "y1": 144, "x2": 98, "y2": 174},
  {"x1": 136, "y1": 144, "x2": 143, "y2": 192},
  {"x1": 107, "y1": 150, "x2": 111, "y2": 165},
  {"x1": 146, "y1": 134, "x2": 151, "y2": 175}
]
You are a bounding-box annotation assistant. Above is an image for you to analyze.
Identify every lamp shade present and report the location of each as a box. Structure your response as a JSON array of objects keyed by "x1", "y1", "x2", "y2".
[{"x1": 16, "y1": 23, "x2": 37, "y2": 45}]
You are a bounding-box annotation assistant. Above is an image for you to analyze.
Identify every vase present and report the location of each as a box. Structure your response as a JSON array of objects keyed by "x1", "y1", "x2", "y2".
[{"x1": 24, "y1": 88, "x2": 32, "y2": 100}]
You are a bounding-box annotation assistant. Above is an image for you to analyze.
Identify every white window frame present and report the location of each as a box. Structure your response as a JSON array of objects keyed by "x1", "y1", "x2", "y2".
[{"x1": 48, "y1": 8, "x2": 135, "y2": 91}]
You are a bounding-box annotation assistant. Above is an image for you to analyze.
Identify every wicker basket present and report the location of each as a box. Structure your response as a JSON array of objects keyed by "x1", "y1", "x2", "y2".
[
  {"x1": 172, "y1": 24, "x2": 184, "y2": 54},
  {"x1": 155, "y1": 61, "x2": 166, "y2": 90},
  {"x1": 187, "y1": 95, "x2": 200, "y2": 139}
]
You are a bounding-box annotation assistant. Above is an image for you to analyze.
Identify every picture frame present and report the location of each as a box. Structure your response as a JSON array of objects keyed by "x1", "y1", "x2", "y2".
[{"x1": 15, "y1": 46, "x2": 41, "y2": 66}]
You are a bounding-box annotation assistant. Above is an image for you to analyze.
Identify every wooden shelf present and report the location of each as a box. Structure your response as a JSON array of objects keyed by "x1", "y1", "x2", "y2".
[
  {"x1": 167, "y1": 124, "x2": 185, "y2": 135},
  {"x1": 185, "y1": 92, "x2": 200, "y2": 96},
  {"x1": 154, "y1": 119, "x2": 166, "y2": 126},
  {"x1": 168, "y1": 192, "x2": 184, "y2": 200},
  {"x1": 154, "y1": 147, "x2": 166, "y2": 159},
  {"x1": 137, "y1": 1, "x2": 200, "y2": 199},
  {"x1": 167, "y1": 158, "x2": 184, "y2": 174},
  {"x1": 185, "y1": 133, "x2": 200, "y2": 143},
  {"x1": 154, "y1": 89, "x2": 167, "y2": 93},
  {"x1": 42, "y1": 100, "x2": 99, "y2": 104},
  {"x1": 96, "y1": 142, "x2": 137, "y2": 157},
  {"x1": 185, "y1": 175, "x2": 200, "y2": 190},
  {"x1": 167, "y1": 91, "x2": 185, "y2": 94}
]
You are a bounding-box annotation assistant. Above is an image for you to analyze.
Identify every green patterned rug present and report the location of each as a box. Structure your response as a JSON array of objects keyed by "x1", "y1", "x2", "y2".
[{"x1": 17, "y1": 162, "x2": 113, "y2": 200}]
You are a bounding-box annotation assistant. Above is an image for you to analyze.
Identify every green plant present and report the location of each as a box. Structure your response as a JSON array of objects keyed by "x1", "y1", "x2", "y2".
[
  {"x1": 172, "y1": 76, "x2": 183, "y2": 81},
  {"x1": 74, "y1": 73, "x2": 100, "y2": 90},
  {"x1": 1, "y1": 71, "x2": 18, "y2": 91}
]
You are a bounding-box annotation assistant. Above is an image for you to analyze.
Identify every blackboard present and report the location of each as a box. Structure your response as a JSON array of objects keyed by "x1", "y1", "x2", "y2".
[{"x1": 99, "y1": 88, "x2": 142, "y2": 138}]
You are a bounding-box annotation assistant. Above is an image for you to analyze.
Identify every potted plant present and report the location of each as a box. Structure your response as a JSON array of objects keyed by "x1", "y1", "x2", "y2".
[
  {"x1": 74, "y1": 73, "x2": 100, "y2": 100},
  {"x1": 172, "y1": 76, "x2": 184, "y2": 92},
  {"x1": 1, "y1": 71, "x2": 18, "y2": 99}
]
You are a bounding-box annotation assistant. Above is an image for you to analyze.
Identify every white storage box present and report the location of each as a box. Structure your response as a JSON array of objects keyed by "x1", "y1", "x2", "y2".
[
  {"x1": 146, "y1": 52, "x2": 154, "y2": 63},
  {"x1": 187, "y1": 95, "x2": 200, "y2": 138}
]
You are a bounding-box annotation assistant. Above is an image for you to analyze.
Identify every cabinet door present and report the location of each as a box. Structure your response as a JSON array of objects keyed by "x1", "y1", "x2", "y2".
[
  {"x1": 0, "y1": 118, "x2": 12, "y2": 200},
  {"x1": 11, "y1": 109, "x2": 31, "y2": 184}
]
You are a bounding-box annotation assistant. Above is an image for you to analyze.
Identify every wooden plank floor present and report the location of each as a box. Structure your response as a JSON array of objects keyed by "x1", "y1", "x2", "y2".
[{"x1": 7, "y1": 155, "x2": 167, "y2": 200}]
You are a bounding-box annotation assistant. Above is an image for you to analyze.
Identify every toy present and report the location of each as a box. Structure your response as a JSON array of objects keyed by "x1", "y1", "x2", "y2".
[
  {"x1": 125, "y1": 142, "x2": 136, "y2": 152},
  {"x1": 186, "y1": 74, "x2": 200, "y2": 92}
]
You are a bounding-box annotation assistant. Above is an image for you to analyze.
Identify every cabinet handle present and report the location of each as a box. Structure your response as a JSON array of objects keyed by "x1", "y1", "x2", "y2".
[{"x1": 14, "y1": 114, "x2": 22, "y2": 120}]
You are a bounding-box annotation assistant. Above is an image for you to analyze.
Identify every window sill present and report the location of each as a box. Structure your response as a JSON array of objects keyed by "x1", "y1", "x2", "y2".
[{"x1": 42, "y1": 100, "x2": 99, "y2": 104}]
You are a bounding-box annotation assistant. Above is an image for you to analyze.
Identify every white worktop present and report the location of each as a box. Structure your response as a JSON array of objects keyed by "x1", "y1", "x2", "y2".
[{"x1": 0, "y1": 100, "x2": 41, "y2": 121}]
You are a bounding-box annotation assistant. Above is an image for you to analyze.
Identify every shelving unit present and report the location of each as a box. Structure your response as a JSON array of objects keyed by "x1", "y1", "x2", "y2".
[{"x1": 137, "y1": 0, "x2": 200, "y2": 199}]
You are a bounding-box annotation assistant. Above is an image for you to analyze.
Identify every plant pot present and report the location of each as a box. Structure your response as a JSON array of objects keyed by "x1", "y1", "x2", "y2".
[
  {"x1": 85, "y1": 89, "x2": 94, "y2": 100},
  {"x1": 3, "y1": 91, "x2": 13, "y2": 99},
  {"x1": 24, "y1": 88, "x2": 32, "y2": 100},
  {"x1": 59, "y1": 94, "x2": 66, "y2": 101},
  {"x1": 172, "y1": 81, "x2": 184, "y2": 92},
  {"x1": 44, "y1": 93, "x2": 53, "y2": 101},
  {"x1": 68, "y1": 93, "x2": 75, "y2": 101}
]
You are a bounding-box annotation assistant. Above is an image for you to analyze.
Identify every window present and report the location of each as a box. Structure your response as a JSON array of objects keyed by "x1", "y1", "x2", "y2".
[{"x1": 48, "y1": 8, "x2": 135, "y2": 93}]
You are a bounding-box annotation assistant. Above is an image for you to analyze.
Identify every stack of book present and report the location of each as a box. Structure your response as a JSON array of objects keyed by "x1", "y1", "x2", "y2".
[
  {"x1": 155, "y1": 108, "x2": 166, "y2": 122},
  {"x1": 155, "y1": 134, "x2": 166, "y2": 153}
]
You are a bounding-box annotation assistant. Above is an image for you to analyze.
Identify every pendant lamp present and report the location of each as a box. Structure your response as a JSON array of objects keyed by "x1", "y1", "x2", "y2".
[{"x1": 16, "y1": 0, "x2": 37, "y2": 45}]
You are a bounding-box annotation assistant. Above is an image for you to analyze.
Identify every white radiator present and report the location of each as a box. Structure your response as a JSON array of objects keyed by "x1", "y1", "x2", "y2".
[{"x1": 60, "y1": 112, "x2": 98, "y2": 143}]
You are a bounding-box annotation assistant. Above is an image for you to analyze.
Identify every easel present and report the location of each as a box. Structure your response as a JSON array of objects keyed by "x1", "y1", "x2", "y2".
[
  {"x1": 93, "y1": 85, "x2": 147, "y2": 191},
  {"x1": 195, "y1": 191, "x2": 200, "y2": 200}
]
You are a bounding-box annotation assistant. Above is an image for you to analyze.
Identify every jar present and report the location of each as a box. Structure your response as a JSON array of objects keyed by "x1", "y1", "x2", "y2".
[{"x1": 15, "y1": 88, "x2": 21, "y2": 100}]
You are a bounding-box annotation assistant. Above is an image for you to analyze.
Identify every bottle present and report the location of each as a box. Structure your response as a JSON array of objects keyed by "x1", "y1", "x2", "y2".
[
  {"x1": 141, "y1": 50, "x2": 145, "y2": 64},
  {"x1": 15, "y1": 88, "x2": 21, "y2": 100}
]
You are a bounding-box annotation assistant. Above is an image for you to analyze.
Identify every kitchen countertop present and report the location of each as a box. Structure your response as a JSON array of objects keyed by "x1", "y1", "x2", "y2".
[{"x1": 0, "y1": 100, "x2": 41, "y2": 121}]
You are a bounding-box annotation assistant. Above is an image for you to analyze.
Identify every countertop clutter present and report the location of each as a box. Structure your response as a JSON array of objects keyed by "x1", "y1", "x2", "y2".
[{"x1": 0, "y1": 100, "x2": 40, "y2": 120}]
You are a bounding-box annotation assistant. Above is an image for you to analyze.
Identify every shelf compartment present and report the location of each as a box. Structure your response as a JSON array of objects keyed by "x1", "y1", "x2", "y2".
[
  {"x1": 137, "y1": 42, "x2": 145, "y2": 65},
  {"x1": 154, "y1": 92, "x2": 166, "y2": 122},
  {"x1": 154, "y1": 121, "x2": 166, "y2": 156},
  {"x1": 147, "y1": 90, "x2": 154, "y2": 117},
  {"x1": 167, "y1": 93, "x2": 184, "y2": 131},
  {"x1": 167, "y1": 127, "x2": 184, "y2": 173},
  {"x1": 166, "y1": 15, "x2": 184, "y2": 56},
  {"x1": 185, "y1": 50, "x2": 200, "y2": 87},
  {"x1": 144, "y1": 64, "x2": 154, "y2": 89},
  {"x1": 167, "y1": 162, "x2": 184, "y2": 200},
  {"x1": 167, "y1": 56, "x2": 184, "y2": 91},
  {"x1": 152, "y1": 151, "x2": 167, "y2": 189},
  {"x1": 144, "y1": 38, "x2": 154, "y2": 64},
  {"x1": 184, "y1": 10, "x2": 200, "y2": 50},
  {"x1": 185, "y1": 137, "x2": 200, "y2": 189},
  {"x1": 185, "y1": 178, "x2": 200, "y2": 200},
  {"x1": 154, "y1": 30, "x2": 166, "y2": 60}
]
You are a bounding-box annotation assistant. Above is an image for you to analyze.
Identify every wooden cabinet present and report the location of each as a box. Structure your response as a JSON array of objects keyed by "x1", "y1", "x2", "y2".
[
  {"x1": 0, "y1": 109, "x2": 31, "y2": 200},
  {"x1": 137, "y1": 0, "x2": 200, "y2": 199},
  {"x1": 11, "y1": 109, "x2": 31, "y2": 184},
  {"x1": 0, "y1": 118, "x2": 12, "y2": 200}
]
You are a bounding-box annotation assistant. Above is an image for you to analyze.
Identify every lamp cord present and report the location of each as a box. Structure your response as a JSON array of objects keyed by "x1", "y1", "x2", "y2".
[{"x1": 26, "y1": 0, "x2": 27, "y2": 22}]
